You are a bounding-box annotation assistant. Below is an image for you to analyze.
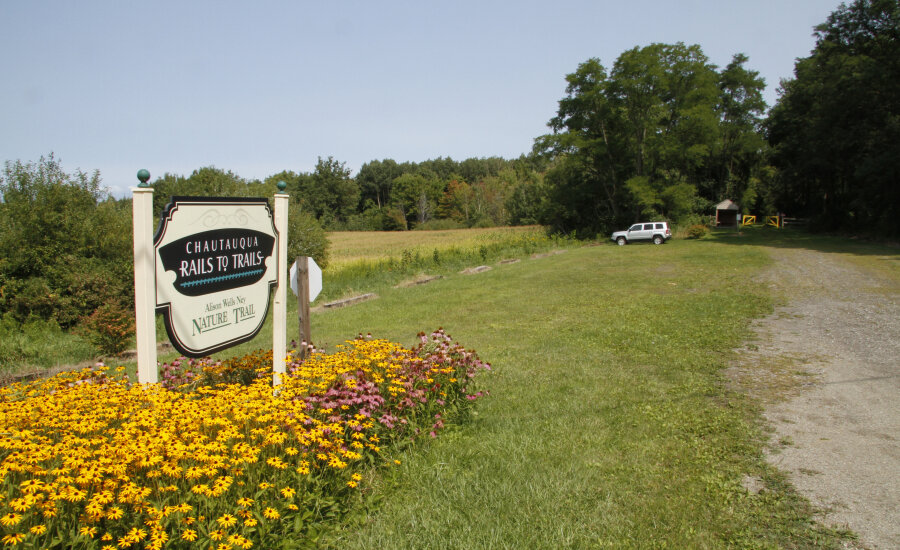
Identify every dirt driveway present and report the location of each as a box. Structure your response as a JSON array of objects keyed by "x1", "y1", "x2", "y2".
[{"x1": 732, "y1": 246, "x2": 899, "y2": 549}]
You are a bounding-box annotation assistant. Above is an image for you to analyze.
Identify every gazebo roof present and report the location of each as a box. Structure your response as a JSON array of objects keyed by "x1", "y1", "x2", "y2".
[{"x1": 716, "y1": 199, "x2": 739, "y2": 211}]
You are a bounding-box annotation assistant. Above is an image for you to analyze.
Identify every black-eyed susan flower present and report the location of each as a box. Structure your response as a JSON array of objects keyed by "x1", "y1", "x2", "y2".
[
  {"x1": 1, "y1": 533, "x2": 24, "y2": 546},
  {"x1": 0, "y1": 513, "x2": 21, "y2": 527},
  {"x1": 216, "y1": 514, "x2": 237, "y2": 528}
]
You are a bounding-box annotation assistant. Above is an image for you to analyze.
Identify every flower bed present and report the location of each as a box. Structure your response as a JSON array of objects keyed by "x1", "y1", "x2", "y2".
[{"x1": 0, "y1": 329, "x2": 489, "y2": 549}]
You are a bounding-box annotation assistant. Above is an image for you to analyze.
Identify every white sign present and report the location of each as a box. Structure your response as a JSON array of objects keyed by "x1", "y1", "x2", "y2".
[
  {"x1": 290, "y1": 257, "x2": 322, "y2": 301},
  {"x1": 154, "y1": 197, "x2": 278, "y2": 357}
]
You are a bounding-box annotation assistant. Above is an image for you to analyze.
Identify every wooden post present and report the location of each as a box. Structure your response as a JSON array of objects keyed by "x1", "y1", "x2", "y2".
[
  {"x1": 132, "y1": 170, "x2": 157, "y2": 383},
  {"x1": 272, "y1": 183, "x2": 289, "y2": 386},
  {"x1": 296, "y1": 256, "x2": 311, "y2": 360}
]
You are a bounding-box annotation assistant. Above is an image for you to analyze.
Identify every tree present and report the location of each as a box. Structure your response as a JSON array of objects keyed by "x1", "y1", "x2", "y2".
[
  {"x1": 357, "y1": 159, "x2": 404, "y2": 209},
  {"x1": 0, "y1": 155, "x2": 133, "y2": 327},
  {"x1": 767, "y1": 0, "x2": 900, "y2": 235},
  {"x1": 297, "y1": 157, "x2": 360, "y2": 227},
  {"x1": 538, "y1": 43, "x2": 747, "y2": 235},
  {"x1": 391, "y1": 172, "x2": 444, "y2": 227},
  {"x1": 152, "y1": 167, "x2": 252, "y2": 215},
  {"x1": 713, "y1": 54, "x2": 768, "y2": 203}
]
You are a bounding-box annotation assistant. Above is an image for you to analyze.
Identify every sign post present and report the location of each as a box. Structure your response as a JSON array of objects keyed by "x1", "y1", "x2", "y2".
[
  {"x1": 290, "y1": 256, "x2": 322, "y2": 359},
  {"x1": 133, "y1": 169, "x2": 157, "y2": 383},
  {"x1": 272, "y1": 182, "x2": 289, "y2": 386}
]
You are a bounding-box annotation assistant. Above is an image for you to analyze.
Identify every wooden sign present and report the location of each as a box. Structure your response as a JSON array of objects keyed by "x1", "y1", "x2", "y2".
[{"x1": 154, "y1": 197, "x2": 278, "y2": 357}]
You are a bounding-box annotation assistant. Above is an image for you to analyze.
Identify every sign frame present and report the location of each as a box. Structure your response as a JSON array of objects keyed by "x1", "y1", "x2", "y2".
[{"x1": 153, "y1": 196, "x2": 279, "y2": 357}]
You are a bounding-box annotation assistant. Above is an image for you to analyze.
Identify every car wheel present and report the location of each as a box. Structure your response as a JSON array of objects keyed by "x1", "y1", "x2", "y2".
[
  {"x1": 617, "y1": 237, "x2": 626, "y2": 246},
  {"x1": 653, "y1": 235, "x2": 663, "y2": 245}
]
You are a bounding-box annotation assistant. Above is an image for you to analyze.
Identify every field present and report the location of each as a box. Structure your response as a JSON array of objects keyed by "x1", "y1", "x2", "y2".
[
  {"x1": 5, "y1": 226, "x2": 897, "y2": 547},
  {"x1": 326, "y1": 226, "x2": 546, "y2": 267}
]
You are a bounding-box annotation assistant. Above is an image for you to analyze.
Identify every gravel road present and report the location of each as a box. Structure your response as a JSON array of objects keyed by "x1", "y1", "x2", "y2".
[{"x1": 733, "y1": 247, "x2": 899, "y2": 549}]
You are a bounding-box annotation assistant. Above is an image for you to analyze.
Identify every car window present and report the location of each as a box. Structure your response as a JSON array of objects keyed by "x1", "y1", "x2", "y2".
[
  {"x1": 644, "y1": 224, "x2": 655, "y2": 230},
  {"x1": 629, "y1": 225, "x2": 641, "y2": 231},
  {"x1": 655, "y1": 223, "x2": 664, "y2": 229}
]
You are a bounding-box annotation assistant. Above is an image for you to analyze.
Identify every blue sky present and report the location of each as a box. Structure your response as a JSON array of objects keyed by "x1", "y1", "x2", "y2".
[{"x1": 1, "y1": 0, "x2": 842, "y2": 197}]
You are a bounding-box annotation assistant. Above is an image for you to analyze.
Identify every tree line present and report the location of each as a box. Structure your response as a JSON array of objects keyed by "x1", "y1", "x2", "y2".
[{"x1": 1, "y1": 0, "x2": 896, "y2": 335}]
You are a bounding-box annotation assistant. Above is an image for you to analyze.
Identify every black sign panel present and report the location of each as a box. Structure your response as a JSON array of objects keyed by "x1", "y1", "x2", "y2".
[{"x1": 157, "y1": 229, "x2": 275, "y2": 297}]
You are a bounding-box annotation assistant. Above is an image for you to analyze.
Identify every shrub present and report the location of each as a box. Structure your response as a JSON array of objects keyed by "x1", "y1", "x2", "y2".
[
  {"x1": 686, "y1": 224, "x2": 709, "y2": 239},
  {"x1": 77, "y1": 302, "x2": 136, "y2": 355},
  {"x1": 288, "y1": 209, "x2": 330, "y2": 268}
]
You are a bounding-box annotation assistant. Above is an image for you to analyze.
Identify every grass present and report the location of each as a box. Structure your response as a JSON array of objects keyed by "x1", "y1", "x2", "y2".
[
  {"x1": 5, "y1": 225, "x2": 896, "y2": 546},
  {"x1": 305, "y1": 234, "x2": 860, "y2": 548},
  {"x1": 0, "y1": 317, "x2": 97, "y2": 378},
  {"x1": 326, "y1": 226, "x2": 546, "y2": 268}
]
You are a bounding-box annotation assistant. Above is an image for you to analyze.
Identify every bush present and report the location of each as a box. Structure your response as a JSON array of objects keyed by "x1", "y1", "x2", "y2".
[
  {"x1": 685, "y1": 224, "x2": 709, "y2": 239},
  {"x1": 77, "y1": 303, "x2": 136, "y2": 355},
  {"x1": 287, "y1": 209, "x2": 330, "y2": 268}
]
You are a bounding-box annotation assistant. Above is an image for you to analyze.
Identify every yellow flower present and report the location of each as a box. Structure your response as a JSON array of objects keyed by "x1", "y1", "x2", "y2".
[
  {"x1": 29, "y1": 525, "x2": 47, "y2": 535},
  {"x1": 79, "y1": 526, "x2": 98, "y2": 538},
  {"x1": 244, "y1": 517, "x2": 258, "y2": 527},
  {"x1": 181, "y1": 530, "x2": 197, "y2": 542},
  {"x1": 262, "y1": 507, "x2": 280, "y2": 520},
  {"x1": 0, "y1": 514, "x2": 21, "y2": 527},
  {"x1": 347, "y1": 480, "x2": 358, "y2": 488},
  {"x1": 209, "y1": 529, "x2": 224, "y2": 541},
  {"x1": 19, "y1": 479, "x2": 44, "y2": 493},
  {"x1": 236, "y1": 497, "x2": 254, "y2": 508},
  {"x1": 1, "y1": 533, "x2": 24, "y2": 546},
  {"x1": 107, "y1": 506, "x2": 124, "y2": 520},
  {"x1": 9, "y1": 497, "x2": 34, "y2": 512},
  {"x1": 280, "y1": 487, "x2": 296, "y2": 499},
  {"x1": 216, "y1": 514, "x2": 237, "y2": 528}
]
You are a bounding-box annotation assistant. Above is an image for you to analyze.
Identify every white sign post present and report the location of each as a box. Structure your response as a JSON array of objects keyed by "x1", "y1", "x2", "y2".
[
  {"x1": 132, "y1": 171, "x2": 157, "y2": 383},
  {"x1": 272, "y1": 189, "x2": 289, "y2": 386}
]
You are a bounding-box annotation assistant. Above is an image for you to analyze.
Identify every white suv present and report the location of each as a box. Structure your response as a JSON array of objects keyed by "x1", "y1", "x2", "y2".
[{"x1": 611, "y1": 222, "x2": 671, "y2": 245}]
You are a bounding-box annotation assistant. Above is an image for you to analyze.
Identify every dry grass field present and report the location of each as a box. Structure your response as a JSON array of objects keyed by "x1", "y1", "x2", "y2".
[{"x1": 326, "y1": 226, "x2": 545, "y2": 267}]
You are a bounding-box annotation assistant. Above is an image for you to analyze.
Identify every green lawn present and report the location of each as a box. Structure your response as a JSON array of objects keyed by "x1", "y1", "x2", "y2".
[
  {"x1": 296, "y1": 230, "x2": 862, "y2": 548},
  {"x1": 10, "y1": 226, "x2": 889, "y2": 547}
]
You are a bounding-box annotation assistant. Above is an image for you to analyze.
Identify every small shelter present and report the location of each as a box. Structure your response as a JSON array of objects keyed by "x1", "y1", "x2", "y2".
[{"x1": 715, "y1": 199, "x2": 740, "y2": 227}]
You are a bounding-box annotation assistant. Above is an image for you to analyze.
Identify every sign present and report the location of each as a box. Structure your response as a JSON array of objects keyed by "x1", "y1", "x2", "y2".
[
  {"x1": 290, "y1": 257, "x2": 322, "y2": 301},
  {"x1": 154, "y1": 197, "x2": 278, "y2": 357}
]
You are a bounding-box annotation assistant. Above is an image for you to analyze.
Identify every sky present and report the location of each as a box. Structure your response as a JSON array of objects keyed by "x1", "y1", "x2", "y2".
[{"x1": 1, "y1": 0, "x2": 843, "y2": 197}]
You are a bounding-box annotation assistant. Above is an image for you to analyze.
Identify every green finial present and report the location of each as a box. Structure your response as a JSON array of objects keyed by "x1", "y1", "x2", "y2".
[
  {"x1": 137, "y1": 169, "x2": 151, "y2": 187},
  {"x1": 277, "y1": 180, "x2": 287, "y2": 192}
]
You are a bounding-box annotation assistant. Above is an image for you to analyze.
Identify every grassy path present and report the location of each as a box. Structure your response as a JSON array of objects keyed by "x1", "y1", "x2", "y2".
[{"x1": 305, "y1": 235, "x2": 853, "y2": 548}]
